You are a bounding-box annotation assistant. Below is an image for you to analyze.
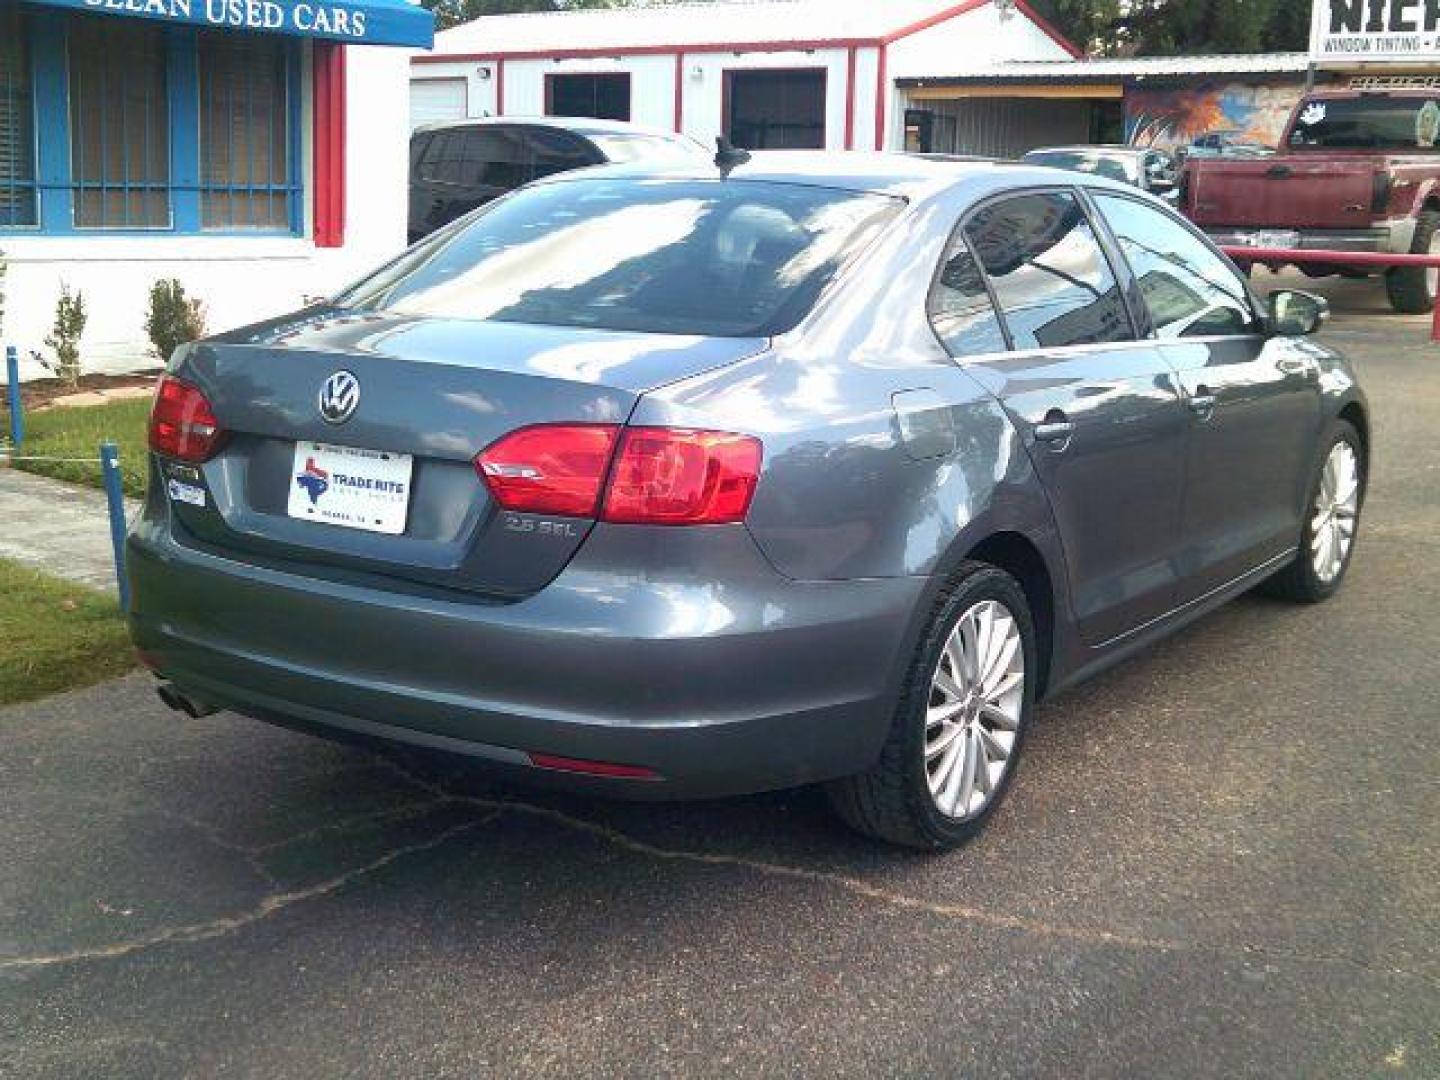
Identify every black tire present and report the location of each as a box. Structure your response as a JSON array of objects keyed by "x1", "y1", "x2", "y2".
[
  {"x1": 1385, "y1": 210, "x2": 1440, "y2": 314},
  {"x1": 1260, "y1": 419, "x2": 1365, "y2": 603},
  {"x1": 827, "y1": 562, "x2": 1038, "y2": 849}
]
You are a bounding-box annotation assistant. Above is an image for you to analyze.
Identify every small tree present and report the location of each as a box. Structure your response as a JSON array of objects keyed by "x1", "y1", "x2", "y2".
[
  {"x1": 38, "y1": 283, "x2": 87, "y2": 388},
  {"x1": 144, "y1": 278, "x2": 207, "y2": 364}
]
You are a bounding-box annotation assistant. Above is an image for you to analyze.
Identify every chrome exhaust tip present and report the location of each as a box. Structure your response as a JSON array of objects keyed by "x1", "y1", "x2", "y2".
[{"x1": 155, "y1": 682, "x2": 219, "y2": 719}]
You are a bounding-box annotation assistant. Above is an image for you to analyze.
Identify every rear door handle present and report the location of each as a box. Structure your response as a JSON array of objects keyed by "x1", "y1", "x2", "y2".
[{"x1": 1266, "y1": 164, "x2": 1292, "y2": 178}]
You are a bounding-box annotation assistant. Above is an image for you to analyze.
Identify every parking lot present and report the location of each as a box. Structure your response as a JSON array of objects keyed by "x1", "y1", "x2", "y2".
[{"x1": 2, "y1": 272, "x2": 1437, "y2": 1078}]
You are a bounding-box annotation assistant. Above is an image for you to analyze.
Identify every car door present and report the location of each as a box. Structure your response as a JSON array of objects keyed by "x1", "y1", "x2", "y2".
[
  {"x1": 1089, "y1": 191, "x2": 1323, "y2": 603},
  {"x1": 934, "y1": 189, "x2": 1192, "y2": 646}
]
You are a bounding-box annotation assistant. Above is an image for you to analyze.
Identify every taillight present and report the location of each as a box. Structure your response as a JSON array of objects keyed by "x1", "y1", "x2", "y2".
[
  {"x1": 148, "y1": 376, "x2": 224, "y2": 463},
  {"x1": 474, "y1": 424, "x2": 763, "y2": 525},
  {"x1": 602, "y1": 427, "x2": 762, "y2": 525},
  {"x1": 475, "y1": 423, "x2": 622, "y2": 517}
]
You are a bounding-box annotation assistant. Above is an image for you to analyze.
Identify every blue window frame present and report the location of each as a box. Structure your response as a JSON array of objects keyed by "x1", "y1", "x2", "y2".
[
  {"x1": 0, "y1": 5, "x2": 38, "y2": 227},
  {"x1": 0, "y1": 2, "x2": 303, "y2": 236}
]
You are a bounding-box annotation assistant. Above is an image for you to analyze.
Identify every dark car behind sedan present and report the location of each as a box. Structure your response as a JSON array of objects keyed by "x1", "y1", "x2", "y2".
[
  {"x1": 408, "y1": 116, "x2": 705, "y2": 242},
  {"x1": 133, "y1": 155, "x2": 1368, "y2": 848}
]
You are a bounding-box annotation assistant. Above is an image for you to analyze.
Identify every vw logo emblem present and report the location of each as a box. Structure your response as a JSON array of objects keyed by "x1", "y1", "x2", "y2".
[{"x1": 318, "y1": 371, "x2": 360, "y2": 425}]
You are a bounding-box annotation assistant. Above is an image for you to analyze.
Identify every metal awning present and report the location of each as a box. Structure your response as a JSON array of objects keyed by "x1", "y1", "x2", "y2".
[{"x1": 30, "y1": 0, "x2": 434, "y2": 48}]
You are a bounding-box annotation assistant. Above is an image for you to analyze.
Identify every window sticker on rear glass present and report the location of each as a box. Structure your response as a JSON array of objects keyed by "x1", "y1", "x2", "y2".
[
  {"x1": 1299, "y1": 102, "x2": 1328, "y2": 126},
  {"x1": 1417, "y1": 101, "x2": 1440, "y2": 147}
]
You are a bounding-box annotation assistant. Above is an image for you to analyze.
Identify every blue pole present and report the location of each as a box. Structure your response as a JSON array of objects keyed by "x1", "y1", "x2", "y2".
[
  {"x1": 100, "y1": 441, "x2": 130, "y2": 613},
  {"x1": 5, "y1": 345, "x2": 20, "y2": 448}
]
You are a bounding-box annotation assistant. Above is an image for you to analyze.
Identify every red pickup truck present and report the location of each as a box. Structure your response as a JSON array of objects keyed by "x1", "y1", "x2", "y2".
[{"x1": 1183, "y1": 90, "x2": 1440, "y2": 313}]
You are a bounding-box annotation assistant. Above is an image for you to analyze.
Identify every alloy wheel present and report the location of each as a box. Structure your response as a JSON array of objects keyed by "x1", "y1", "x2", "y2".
[
  {"x1": 925, "y1": 599, "x2": 1025, "y2": 820},
  {"x1": 1311, "y1": 440, "x2": 1360, "y2": 584}
]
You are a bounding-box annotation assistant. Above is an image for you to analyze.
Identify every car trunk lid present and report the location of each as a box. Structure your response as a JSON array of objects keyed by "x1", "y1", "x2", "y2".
[{"x1": 166, "y1": 309, "x2": 765, "y2": 598}]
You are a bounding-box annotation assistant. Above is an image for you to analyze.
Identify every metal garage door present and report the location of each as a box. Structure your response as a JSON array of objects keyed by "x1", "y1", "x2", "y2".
[
  {"x1": 905, "y1": 97, "x2": 1095, "y2": 159},
  {"x1": 411, "y1": 78, "x2": 468, "y2": 129}
]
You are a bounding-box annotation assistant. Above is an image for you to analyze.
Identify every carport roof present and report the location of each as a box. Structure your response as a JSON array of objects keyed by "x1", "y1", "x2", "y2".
[{"x1": 898, "y1": 52, "x2": 1312, "y2": 88}]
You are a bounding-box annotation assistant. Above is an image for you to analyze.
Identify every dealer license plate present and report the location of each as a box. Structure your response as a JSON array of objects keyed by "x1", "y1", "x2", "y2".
[
  {"x1": 1240, "y1": 230, "x2": 1301, "y2": 250},
  {"x1": 287, "y1": 441, "x2": 414, "y2": 535}
]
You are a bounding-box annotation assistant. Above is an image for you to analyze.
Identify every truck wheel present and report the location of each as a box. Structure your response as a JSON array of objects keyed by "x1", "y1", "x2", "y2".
[{"x1": 1385, "y1": 210, "x2": 1440, "y2": 314}]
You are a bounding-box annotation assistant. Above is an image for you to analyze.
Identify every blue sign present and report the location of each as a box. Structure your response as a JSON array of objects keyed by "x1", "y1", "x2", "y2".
[{"x1": 31, "y1": 0, "x2": 434, "y2": 47}]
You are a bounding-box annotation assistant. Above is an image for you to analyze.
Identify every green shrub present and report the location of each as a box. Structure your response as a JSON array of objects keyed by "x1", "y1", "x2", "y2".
[
  {"x1": 144, "y1": 278, "x2": 207, "y2": 364},
  {"x1": 36, "y1": 283, "x2": 87, "y2": 388}
]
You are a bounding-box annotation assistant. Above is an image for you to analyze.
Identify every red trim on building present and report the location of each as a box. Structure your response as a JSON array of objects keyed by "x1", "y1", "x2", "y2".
[
  {"x1": 881, "y1": 0, "x2": 986, "y2": 43},
  {"x1": 1012, "y1": 0, "x2": 1085, "y2": 58},
  {"x1": 843, "y1": 46, "x2": 857, "y2": 150},
  {"x1": 874, "y1": 43, "x2": 888, "y2": 151},
  {"x1": 312, "y1": 42, "x2": 346, "y2": 250},
  {"x1": 673, "y1": 52, "x2": 685, "y2": 132}
]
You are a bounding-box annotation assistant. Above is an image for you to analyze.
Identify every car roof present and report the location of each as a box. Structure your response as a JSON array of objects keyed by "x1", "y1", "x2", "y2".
[
  {"x1": 526, "y1": 151, "x2": 1006, "y2": 197},
  {"x1": 525, "y1": 150, "x2": 1148, "y2": 203},
  {"x1": 412, "y1": 115, "x2": 688, "y2": 141}
]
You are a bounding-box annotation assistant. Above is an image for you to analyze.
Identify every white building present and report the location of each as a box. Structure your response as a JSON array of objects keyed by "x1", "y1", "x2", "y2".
[
  {"x1": 1, "y1": 0, "x2": 432, "y2": 378},
  {"x1": 411, "y1": 0, "x2": 1079, "y2": 152}
]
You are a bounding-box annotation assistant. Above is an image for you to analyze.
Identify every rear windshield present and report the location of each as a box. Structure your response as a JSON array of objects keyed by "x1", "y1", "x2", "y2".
[
  {"x1": 1289, "y1": 96, "x2": 1440, "y2": 151},
  {"x1": 1025, "y1": 151, "x2": 1133, "y2": 183},
  {"x1": 336, "y1": 178, "x2": 902, "y2": 337}
]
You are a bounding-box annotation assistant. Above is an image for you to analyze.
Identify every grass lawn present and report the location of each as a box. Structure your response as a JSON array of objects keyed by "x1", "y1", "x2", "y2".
[
  {"x1": 0, "y1": 559, "x2": 136, "y2": 707},
  {"x1": 11, "y1": 397, "x2": 151, "y2": 498}
]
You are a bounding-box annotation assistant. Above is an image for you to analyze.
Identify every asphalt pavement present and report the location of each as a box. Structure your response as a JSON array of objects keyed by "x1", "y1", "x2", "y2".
[{"x1": 2, "y1": 273, "x2": 1437, "y2": 1078}]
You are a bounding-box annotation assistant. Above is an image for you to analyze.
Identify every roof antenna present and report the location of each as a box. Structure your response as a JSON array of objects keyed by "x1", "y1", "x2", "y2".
[{"x1": 715, "y1": 136, "x2": 752, "y2": 179}]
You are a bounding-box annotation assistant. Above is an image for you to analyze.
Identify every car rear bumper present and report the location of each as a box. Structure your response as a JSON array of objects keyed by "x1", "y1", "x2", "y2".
[
  {"x1": 127, "y1": 516, "x2": 924, "y2": 799},
  {"x1": 1203, "y1": 222, "x2": 1415, "y2": 256}
]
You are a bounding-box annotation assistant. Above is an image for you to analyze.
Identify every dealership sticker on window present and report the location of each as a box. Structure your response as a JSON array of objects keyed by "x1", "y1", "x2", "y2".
[{"x1": 167, "y1": 478, "x2": 207, "y2": 508}]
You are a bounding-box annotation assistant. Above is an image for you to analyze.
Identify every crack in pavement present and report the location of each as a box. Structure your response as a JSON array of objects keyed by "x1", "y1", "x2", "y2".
[
  {"x1": 2, "y1": 814, "x2": 497, "y2": 972},
  {"x1": 375, "y1": 758, "x2": 1440, "y2": 991},
  {"x1": 5, "y1": 753, "x2": 1436, "y2": 991}
]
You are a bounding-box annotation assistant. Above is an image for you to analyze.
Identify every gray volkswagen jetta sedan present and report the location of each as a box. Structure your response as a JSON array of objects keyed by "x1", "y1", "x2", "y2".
[{"x1": 129, "y1": 154, "x2": 1367, "y2": 848}]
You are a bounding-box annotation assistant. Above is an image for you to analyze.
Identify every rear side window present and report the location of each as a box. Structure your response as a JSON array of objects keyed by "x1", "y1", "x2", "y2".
[
  {"x1": 928, "y1": 234, "x2": 1007, "y2": 358},
  {"x1": 964, "y1": 191, "x2": 1133, "y2": 350},
  {"x1": 525, "y1": 128, "x2": 596, "y2": 180},
  {"x1": 1093, "y1": 194, "x2": 1258, "y2": 339},
  {"x1": 337, "y1": 178, "x2": 903, "y2": 338},
  {"x1": 418, "y1": 132, "x2": 450, "y2": 182},
  {"x1": 457, "y1": 129, "x2": 529, "y2": 190}
]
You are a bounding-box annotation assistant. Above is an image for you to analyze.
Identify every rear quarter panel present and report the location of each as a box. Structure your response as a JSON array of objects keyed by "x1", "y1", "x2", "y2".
[{"x1": 631, "y1": 178, "x2": 1072, "y2": 594}]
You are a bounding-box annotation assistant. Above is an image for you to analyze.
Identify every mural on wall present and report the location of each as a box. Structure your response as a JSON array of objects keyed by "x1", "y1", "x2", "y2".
[{"x1": 1125, "y1": 80, "x2": 1302, "y2": 152}]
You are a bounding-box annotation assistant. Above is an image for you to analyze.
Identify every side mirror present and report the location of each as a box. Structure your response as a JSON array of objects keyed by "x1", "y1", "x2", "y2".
[{"x1": 1268, "y1": 289, "x2": 1329, "y2": 336}]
